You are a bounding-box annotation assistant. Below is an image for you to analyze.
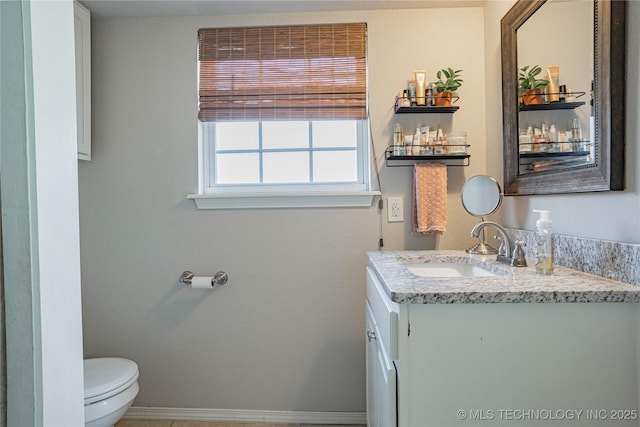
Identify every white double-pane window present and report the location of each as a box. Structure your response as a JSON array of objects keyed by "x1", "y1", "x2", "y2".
[{"x1": 211, "y1": 120, "x2": 361, "y2": 185}]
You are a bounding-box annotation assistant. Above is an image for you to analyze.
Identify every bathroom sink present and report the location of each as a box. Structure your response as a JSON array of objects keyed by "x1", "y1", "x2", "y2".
[{"x1": 406, "y1": 262, "x2": 497, "y2": 277}]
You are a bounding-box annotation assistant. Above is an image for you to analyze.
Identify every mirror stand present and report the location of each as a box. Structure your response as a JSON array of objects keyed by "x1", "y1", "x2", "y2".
[{"x1": 460, "y1": 175, "x2": 503, "y2": 254}]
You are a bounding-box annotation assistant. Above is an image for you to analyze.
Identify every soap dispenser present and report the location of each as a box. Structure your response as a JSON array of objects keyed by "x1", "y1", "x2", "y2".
[{"x1": 533, "y1": 209, "x2": 554, "y2": 275}]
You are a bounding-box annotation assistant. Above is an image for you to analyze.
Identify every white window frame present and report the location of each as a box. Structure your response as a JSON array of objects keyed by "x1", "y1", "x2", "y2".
[{"x1": 189, "y1": 119, "x2": 379, "y2": 210}]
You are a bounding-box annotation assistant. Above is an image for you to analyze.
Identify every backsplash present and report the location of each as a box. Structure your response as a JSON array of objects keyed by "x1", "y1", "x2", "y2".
[{"x1": 507, "y1": 229, "x2": 640, "y2": 286}]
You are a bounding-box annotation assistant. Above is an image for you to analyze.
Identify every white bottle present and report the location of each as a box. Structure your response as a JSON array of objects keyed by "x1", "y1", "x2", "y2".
[
  {"x1": 413, "y1": 128, "x2": 421, "y2": 155},
  {"x1": 549, "y1": 124, "x2": 559, "y2": 151},
  {"x1": 533, "y1": 209, "x2": 554, "y2": 275}
]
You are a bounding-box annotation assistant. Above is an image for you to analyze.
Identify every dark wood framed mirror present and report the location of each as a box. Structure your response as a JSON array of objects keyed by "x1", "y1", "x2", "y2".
[{"x1": 501, "y1": 0, "x2": 626, "y2": 195}]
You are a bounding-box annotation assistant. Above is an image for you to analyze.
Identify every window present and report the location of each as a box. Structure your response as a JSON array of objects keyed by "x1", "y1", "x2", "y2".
[
  {"x1": 194, "y1": 24, "x2": 377, "y2": 208},
  {"x1": 201, "y1": 119, "x2": 366, "y2": 188}
]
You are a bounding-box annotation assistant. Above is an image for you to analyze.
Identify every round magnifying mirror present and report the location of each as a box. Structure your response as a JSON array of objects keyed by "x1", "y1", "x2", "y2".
[
  {"x1": 461, "y1": 175, "x2": 503, "y2": 255},
  {"x1": 461, "y1": 175, "x2": 502, "y2": 218}
]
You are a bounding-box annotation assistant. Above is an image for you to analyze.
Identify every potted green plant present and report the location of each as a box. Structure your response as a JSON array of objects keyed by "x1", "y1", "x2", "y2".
[
  {"x1": 519, "y1": 65, "x2": 549, "y2": 105},
  {"x1": 431, "y1": 67, "x2": 463, "y2": 106}
]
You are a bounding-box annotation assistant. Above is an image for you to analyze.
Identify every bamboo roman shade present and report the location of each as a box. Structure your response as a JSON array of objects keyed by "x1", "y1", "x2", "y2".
[{"x1": 198, "y1": 23, "x2": 367, "y2": 121}]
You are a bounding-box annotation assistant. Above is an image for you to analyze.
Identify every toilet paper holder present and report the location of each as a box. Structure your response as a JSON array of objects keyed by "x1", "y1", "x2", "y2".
[{"x1": 180, "y1": 270, "x2": 229, "y2": 286}]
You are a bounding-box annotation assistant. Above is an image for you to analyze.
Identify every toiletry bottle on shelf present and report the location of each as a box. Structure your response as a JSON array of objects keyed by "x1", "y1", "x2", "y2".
[
  {"x1": 404, "y1": 134, "x2": 413, "y2": 155},
  {"x1": 549, "y1": 124, "x2": 557, "y2": 142},
  {"x1": 559, "y1": 85, "x2": 566, "y2": 103},
  {"x1": 549, "y1": 124, "x2": 559, "y2": 151},
  {"x1": 426, "y1": 83, "x2": 434, "y2": 106},
  {"x1": 393, "y1": 123, "x2": 403, "y2": 155},
  {"x1": 433, "y1": 129, "x2": 447, "y2": 155},
  {"x1": 420, "y1": 126, "x2": 430, "y2": 155},
  {"x1": 409, "y1": 83, "x2": 417, "y2": 106},
  {"x1": 533, "y1": 209, "x2": 554, "y2": 275},
  {"x1": 546, "y1": 66, "x2": 560, "y2": 103},
  {"x1": 571, "y1": 118, "x2": 584, "y2": 151},
  {"x1": 414, "y1": 71, "x2": 427, "y2": 106},
  {"x1": 413, "y1": 128, "x2": 421, "y2": 155},
  {"x1": 402, "y1": 90, "x2": 410, "y2": 107}
]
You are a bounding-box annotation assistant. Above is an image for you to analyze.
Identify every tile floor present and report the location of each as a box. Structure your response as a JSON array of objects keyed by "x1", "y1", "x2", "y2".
[{"x1": 115, "y1": 420, "x2": 364, "y2": 427}]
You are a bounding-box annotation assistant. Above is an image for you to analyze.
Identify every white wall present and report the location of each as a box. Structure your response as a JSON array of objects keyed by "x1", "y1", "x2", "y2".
[
  {"x1": 486, "y1": 0, "x2": 640, "y2": 243},
  {"x1": 79, "y1": 7, "x2": 485, "y2": 411},
  {"x1": 0, "y1": 0, "x2": 85, "y2": 425},
  {"x1": 30, "y1": 1, "x2": 86, "y2": 424}
]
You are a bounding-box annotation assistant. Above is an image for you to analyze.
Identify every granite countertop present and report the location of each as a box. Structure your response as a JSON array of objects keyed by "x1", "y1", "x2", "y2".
[{"x1": 367, "y1": 250, "x2": 640, "y2": 304}]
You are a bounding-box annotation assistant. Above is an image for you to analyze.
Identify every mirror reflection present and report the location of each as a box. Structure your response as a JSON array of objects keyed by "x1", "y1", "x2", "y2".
[
  {"x1": 516, "y1": 0, "x2": 594, "y2": 175},
  {"x1": 461, "y1": 175, "x2": 502, "y2": 217},
  {"x1": 501, "y1": 0, "x2": 625, "y2": 195}
]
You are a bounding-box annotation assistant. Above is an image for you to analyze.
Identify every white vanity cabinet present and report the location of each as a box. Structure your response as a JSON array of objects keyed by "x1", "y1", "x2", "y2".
[
  {"x1": 366, "y1": 265, "x2": 640, "y2": 427},
  {"x1": 74, "y1": 0, "x2": 91, "y2": 160}
]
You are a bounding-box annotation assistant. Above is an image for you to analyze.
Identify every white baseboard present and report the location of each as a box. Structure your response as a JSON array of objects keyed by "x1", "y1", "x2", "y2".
[{"x1": 124, "y1": 406, "x2": 366, "y2": 425}]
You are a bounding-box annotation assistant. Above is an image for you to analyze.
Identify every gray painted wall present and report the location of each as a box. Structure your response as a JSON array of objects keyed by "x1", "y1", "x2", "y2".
[
  {"x1": 79, "y1": 7, "x2": 486, "y2": 410},
  {"x1": 0, "y1": 2, "x2": 39, "y2": 424},
  {"x1": 79, "y1": 1, "x2": 640, "y2": 413}
]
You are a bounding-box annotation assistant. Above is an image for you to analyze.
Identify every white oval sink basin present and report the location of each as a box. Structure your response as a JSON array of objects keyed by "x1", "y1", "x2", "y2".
[{"x1": 407, "y1": 262, "x2": 497, "y2": 277}]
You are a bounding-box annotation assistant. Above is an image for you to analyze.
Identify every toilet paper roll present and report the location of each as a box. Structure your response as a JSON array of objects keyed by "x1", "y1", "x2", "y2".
[{"x1": 191, "y1": 276, "x2": 214, "y2": 289}]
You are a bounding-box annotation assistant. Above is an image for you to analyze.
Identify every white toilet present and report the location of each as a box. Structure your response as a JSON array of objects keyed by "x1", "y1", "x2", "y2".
[{"x1": 84, "y1": 357, "x2": 140, "y2": 427}]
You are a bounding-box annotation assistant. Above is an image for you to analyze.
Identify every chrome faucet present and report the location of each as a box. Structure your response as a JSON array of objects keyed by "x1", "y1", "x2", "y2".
[{"x1": 470, "y1": 221, "x2": 512, "y2": 264}]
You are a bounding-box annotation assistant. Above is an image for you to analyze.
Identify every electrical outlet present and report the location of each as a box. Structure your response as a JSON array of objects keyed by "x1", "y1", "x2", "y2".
[{"x1": 387, "y1": 197, "x2": 404, "y2": 222}]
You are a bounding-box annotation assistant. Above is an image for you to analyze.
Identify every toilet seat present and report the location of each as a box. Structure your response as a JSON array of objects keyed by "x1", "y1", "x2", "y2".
[{"x1": 84, "y1": 357, "x2": 139, "y2": 405}]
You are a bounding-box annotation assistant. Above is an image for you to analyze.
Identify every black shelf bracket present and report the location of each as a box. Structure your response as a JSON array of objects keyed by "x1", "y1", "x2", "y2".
[{"x1": 394, "y1": 96, "x2": 460, "y2": 114}]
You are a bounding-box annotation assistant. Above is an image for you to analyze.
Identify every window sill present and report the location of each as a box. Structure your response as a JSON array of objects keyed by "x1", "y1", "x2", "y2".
[{"x1": 187, "y1": 191, "x2": 381, "y2": 210}]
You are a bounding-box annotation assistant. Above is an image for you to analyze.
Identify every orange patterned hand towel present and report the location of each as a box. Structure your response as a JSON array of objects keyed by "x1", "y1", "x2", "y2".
[{"x1": 413, "y1": 163, "x2": 447, "y2": 235}]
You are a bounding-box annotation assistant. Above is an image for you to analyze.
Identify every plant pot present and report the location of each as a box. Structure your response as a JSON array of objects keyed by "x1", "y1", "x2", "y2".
[
  {"x1": 522, "y1": 89, "x2": 545, "y2": 105},
  {"x1": 433, "y1": 91, "x2": 453, "y2": 107}
]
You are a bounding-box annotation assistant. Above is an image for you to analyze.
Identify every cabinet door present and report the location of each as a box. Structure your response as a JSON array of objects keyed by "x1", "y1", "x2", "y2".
[
  {"x1": 74, "y1": 1, "x2": 91, "y2": 160},
  {"x1": 366, "y1": 302, "x2": 397, "y2": 427},
  {"x1": 366, "y1": 303, "x2": 380, "y2": 427},
  {"x1": 375, "y1": 339, "x2": 396, "y2": 427}
]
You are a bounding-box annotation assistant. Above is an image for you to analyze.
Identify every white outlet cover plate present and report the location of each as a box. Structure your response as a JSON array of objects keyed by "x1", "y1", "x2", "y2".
[{"x1": 388, "y1": 196, "x2": 404, "y2": 222}]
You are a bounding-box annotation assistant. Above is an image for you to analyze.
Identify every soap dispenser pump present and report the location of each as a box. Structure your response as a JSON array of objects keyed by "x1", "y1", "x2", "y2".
[{"x1": 533, "y1": 209, "x2": 554, "y2": 275}]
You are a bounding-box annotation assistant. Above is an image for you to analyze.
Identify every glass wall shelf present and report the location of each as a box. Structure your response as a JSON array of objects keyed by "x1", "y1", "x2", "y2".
[{"x1": 384, "y1": 146, "x2": 470, "y2": 167}]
